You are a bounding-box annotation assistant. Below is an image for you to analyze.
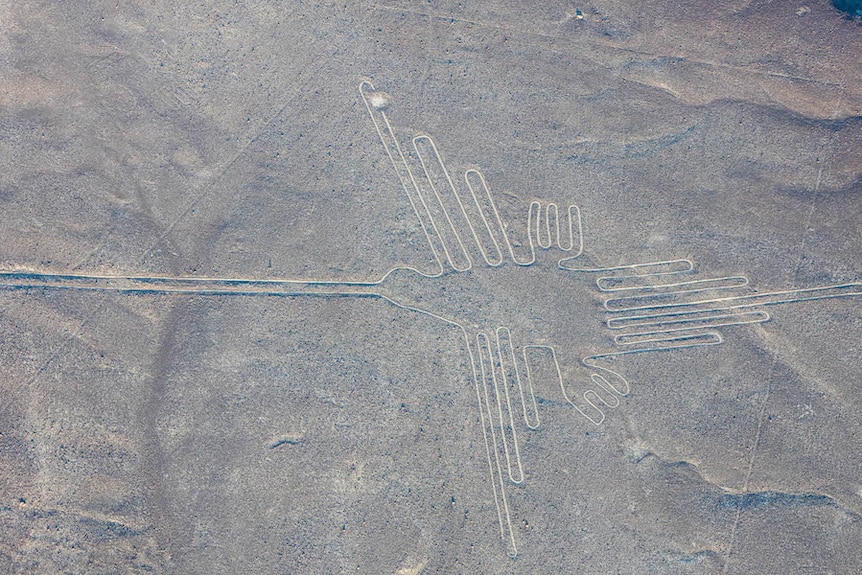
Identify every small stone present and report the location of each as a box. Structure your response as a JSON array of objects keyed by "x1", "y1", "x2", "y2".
[{"x1": 367, "y1": 91, "x2": 391, "y2": 110}]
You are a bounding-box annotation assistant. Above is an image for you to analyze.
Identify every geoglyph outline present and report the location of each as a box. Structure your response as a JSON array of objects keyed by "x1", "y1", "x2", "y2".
[{"x1": 0, "y1": 78, "x2": 859, "y2": 559}]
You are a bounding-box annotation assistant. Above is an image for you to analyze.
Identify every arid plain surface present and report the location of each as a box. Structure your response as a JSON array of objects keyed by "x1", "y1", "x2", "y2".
[{"x1": 1, "y1": 1, "x2": 861, "y2": 574}]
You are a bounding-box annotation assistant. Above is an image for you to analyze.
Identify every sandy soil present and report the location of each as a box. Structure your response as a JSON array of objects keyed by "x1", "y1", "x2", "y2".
[{"x1": 1, "y1": 1, "x2": 860, "y2": 573}]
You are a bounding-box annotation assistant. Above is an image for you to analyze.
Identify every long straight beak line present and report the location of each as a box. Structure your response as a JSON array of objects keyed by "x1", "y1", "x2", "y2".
[{"x1": 0, "y1": 271, "x2": 381, "y2": 297}]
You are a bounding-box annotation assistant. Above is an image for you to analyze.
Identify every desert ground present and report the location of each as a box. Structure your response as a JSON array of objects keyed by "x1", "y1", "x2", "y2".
[{"x1": 1, "y1": 1, "x2": 861, "y2": 573}]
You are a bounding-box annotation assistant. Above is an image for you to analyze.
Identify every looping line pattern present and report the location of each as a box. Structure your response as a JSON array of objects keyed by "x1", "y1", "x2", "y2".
[
  {"x1": 564, "y1": 258, "x2": 860, "y2": 428},
  {"x1": 0, "y1": 79, "x2": 858, "y2": 560}
]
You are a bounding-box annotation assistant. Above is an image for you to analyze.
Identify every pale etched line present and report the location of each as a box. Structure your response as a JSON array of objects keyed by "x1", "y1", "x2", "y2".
[
  {"x1": 613, "y1": 313, "x2": 769, "y2": 345},
  {"x1": 473, "y1": 333, "x2": 516, "y2": 557},
  {"x1": 0, "y1": 79, "x2": 702, "y2": 560},
  {"x1": 568, "y1": 205, "x2": 584, "y2": 256},
  {"x1": 365, "y1": 80, "x2": 584, "y2": 275},
  {"x1": 534, "y1": 203, "x2": 580, "y2": 253},
  {"x1": 15, "y1": 67, "x2": 349, "y2": 524},
  {"x1": 412, "y1": 135, "x2": 555, "y2": 268},
  {"x1": 585, "y1": 380, "x2": 621, "y2": 414},
  {"x1": 723, "y1": 93, "x2": 841, "y2": 575},
  {"x1": 492, "y1": 329, "x2": 526, "y2": 484},
  {"x1": 497, "y1": 327, "x2": 540, "y2": 430},
  {"x1": 359, "y1": 83, "x2": 858, "y2": 567},
  {"x1": 359, "y1": 80, "x2": 586, "y2": 517},
  {"x1": 599, "y1": 275, "x2": 749, "y2": 294},
  {"x1": 607, "y1": 305, "x2": 771, "y2": 328},
  {"x1": 20, "y1": 78, "x2": 854, "y2": 561},
  {"x1": 561, "y1": 258, "x2": 694, "y2": 275},
  {"x1": 609, "y1": 309, "x2": 770, "y2": 331},
  {"x1": 605, "y1": 283, "x2": 862, "y2": 314},
  {"x1": 603, "y1": 279, "x2": 751, "y2": 311},
  {"x1": 0, "y1": 286, "x2": 380, "y2": 298},
  {"x1": 524, "y1": 344, "x2": 606, "y2": 426},
  {"x1": 519, "y1": 347, "x2": 549, "y2": 430},
  {"x1": 7, "y1": 80, "x2": 577, "y2": 560},
  {"x1": 0, "y1": 271, "x2": 381, "y2": 297},
  {"x1": 411, "y1": 134, "x2": 482, "y2": 269},
  {"x1": 571, "y1": 255, "x2": 858, "y2": 325},
  {"x1": 582, "y1": 360, "x2": 629, "y2": 397},
  {"x1": 563, "y1": 257, "x2": 735, "y2": 424},
  {"x1": 536, "y1": 203, "x2": 558, "y2": 250},
  {"x1": 359, "y1": 80, "x2": 448, "y2": 275},
  {"x1": 568, "y1": 257, "x2": 858, "y2": 424},
  {"x1": 15, "y1": 315, "x2": 92, "y2": 407},
  {"x1": 410, "y1": 134, "x2": 473, "y2": 271},
  {"x1": 474, "y1": 331, "x2": 519, "y2": 558},
  {"x1": 721, "y1": 352, "x2": 777, "y2": 574},
  {"x1": 605, "y1": 329, "x2": 724, "y2": 356},
  {"x1": 517, "y1": 202, "x2": 542, "y2": 266},
  {"x1": 477, "y1": 332, "x2": 525, "y2": 485},
  {"x1": 593, "y1": 332, "x2": 724, "y2": 357},
  {"x1": 363, "y1": 82, "x2": 519, "y2": 273},
  {"x1": 462, "y1": 169, "x2": 508, "y2": 266},
  {"x1": 360, "y1": 294, "x2": 518, "y2": 557},
  {"x1": 571, "y1": 333, "x2": 726, "y2": 426},
  {"x1": 150, "y1": 60, "x2": 341, "y2": 264},
  {"x1": 523, "y1": 201, "x2": 583, "y2": 263}
]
